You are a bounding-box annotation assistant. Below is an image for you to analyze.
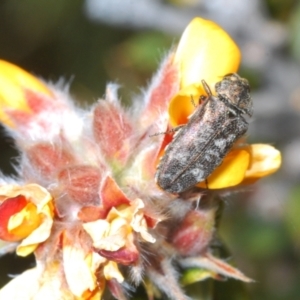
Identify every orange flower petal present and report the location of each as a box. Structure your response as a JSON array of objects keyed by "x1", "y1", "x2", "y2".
[
  {"x1": 8, "y1": 202, "x2": 42, "y2": 239},
  {"x1": 174, "y1": 18, "x2": 241, "y2": 91},
  {"x1": 197, "y1": 148, "x2": 250, "y2": 189},
  {"x1": 168, "y1": 84, "x2": 204, "y2": 127}
]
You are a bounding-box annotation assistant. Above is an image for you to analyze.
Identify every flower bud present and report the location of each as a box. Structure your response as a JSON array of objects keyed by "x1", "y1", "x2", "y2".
[
  {"x1": 58, "y1": 165, "x2": 102, "y2": 205},
  {"x1": 171, "y1": 209, "x2": 216, "y2": 256}
]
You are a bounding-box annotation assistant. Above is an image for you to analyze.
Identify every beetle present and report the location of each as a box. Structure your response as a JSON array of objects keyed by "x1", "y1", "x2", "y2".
[{"x1": 155, "y1": 73, "x2": 253, "y2": 194}]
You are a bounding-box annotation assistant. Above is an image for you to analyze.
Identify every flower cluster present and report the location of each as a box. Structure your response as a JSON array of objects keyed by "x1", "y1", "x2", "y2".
[{"x1": 0, "y1": 18, "x2": 281, "y2": 299}]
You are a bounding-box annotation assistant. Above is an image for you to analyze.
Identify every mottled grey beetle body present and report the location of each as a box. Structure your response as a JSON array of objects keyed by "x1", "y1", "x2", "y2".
[{"x1": 155, "y1": 73, "x2": 252, "y2": 194}]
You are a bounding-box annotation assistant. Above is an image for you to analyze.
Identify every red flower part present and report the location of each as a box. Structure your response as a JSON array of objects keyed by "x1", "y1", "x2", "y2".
[
  {"x1": 144, "y1": 214, "x2": 160, "y2": 229},
  {"x1": 77, "y1": 206, "x2": 108, "y2": 222},
  {"x1": 139, "y1": 54, "x2": 180, "y2": 129},
  {"x1": 93, "y1": 99, "x2": 133, "y2": 165},
  {"x1": 26, "y1": 142, "x2": 76, "y2": 180},
  {"x1": 58, "y1": 165, "x2": 102, "y2": 205},
  {"x1": 0, "y1": 195, "x2": 28, "y2": 241},
  {"x1": 78, "y1": 176, "x2": 131, "y2": 222},
  {"x1": 97, "y1": 246, "x2": 139, "y2": 266},
  {"x1": 100, "y1": 176, "x2": 130, "y2": 210},
  {"x1": 171, "y1": 209, "x2": 216, "y2": 256},
  {"x1": 5, "y1": 89, "x2": 67, "y2": 137},
  {"x1": 107, "y1": 279, "x2": 127, "y2": 300}
]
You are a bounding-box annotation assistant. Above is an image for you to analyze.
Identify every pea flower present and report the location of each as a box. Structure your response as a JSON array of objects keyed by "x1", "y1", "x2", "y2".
[
  {"x1": 0, "y1": 184, "x2": 54, "y2": 256},
  {"x1": 0, "y1": 17, "x2": 281, "y2": 300}
]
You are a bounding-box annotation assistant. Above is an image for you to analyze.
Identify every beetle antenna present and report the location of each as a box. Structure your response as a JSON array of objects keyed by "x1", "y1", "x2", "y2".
[{"x1": 201, "y1": 80, "x2": 212, "y2": 96}]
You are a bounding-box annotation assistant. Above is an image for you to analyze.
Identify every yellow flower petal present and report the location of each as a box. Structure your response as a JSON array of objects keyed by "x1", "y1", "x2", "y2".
[
  {"x1": 62, "y1": 235, "x2": 105, "y2": 298},
  {"x1": 83, "y1": 199, "x2": 155, "y2": 252},
  {"x1": 0, "y1": 265, "x2": 75, "y2": 300},
  {"x1": 110, "y1": 214, "x2": 129, "y2": 234},
  {"x1": 103, "y1": 261, "x2": 124, "y2": 283},
  {"x1": 243, "y1": 144, "x2": 282, "y2": 184},
  {"x1": 0, "y1": 60, "x2": 52, "y2": 127},
  {"x1": 197, "y1": 148, "x2": 250, "y2": 189},
  {"x1": 174, "y1": 18, "x2": 241, "y2": 92},
  {"x1": 83, "y1": 219, "x2": 126, "y2": 251},
  {"x1": 0, "y1": 183, "x2": 53, "y2": 208},
  {"x1": 130, "y1": 199, "x2": 156, "y2": 243}
]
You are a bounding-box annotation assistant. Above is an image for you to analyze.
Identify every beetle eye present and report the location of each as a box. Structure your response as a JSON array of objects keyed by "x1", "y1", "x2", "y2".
[{"x1": 199, "y1": 95, "x2": 206, "y2": 104}]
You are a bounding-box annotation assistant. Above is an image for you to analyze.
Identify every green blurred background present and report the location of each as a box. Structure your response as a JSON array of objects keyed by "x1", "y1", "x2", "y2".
[{"x1": 1, "y1": 0, "x2": 300, "y2": 299}]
